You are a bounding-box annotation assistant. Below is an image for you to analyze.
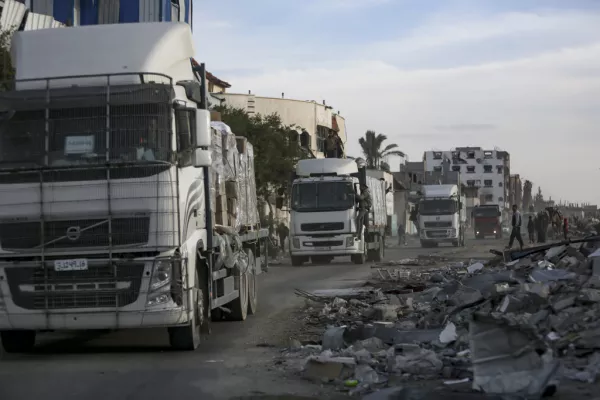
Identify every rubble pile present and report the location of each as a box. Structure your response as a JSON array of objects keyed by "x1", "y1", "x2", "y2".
[{"x1": 284, "y1": 240, "x2": 600, "y2": 398}]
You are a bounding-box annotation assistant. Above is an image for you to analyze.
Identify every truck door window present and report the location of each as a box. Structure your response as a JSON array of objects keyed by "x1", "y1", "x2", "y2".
[{"x1": 175, "y1": 108, "x2": 196, "y2": 166}]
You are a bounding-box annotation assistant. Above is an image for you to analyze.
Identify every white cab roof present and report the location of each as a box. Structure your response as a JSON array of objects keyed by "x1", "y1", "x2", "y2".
[
  {"x1": 11, "y1": 22, "x2": 195, "y2": 90},
  {"x1": 296, "y1": 158, "x2": 358, "y2": 177},
  {"x1": 423, "y1": 184, "x2": 458, "y2": 198}
]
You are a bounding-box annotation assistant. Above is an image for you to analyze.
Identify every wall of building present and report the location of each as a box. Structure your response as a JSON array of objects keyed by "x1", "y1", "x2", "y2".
[
  {"x1": 424, "y1": 148, "x2": 510, "y2": 211},
  {"x1": 216, "y1": 93, "x2": 347, "y2": 158},
  {"x1": 17, "y1": 0, "x2": 190, "y2": 26}
]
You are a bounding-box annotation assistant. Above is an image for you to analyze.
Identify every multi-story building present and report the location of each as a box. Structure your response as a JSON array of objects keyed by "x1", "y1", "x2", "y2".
[
  {"x1": 215, "y1": 93, "x2": 347, "y2": 159},
  {"x1": 423, "y1": 147, "x2": 511, "y2": 214},
  {"x1": 5, "y1": 0, "x2": 191, "y2": 26}
]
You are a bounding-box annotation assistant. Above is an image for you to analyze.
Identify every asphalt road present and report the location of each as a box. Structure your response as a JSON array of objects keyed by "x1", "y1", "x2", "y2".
[{"x1": 0, "y1": 236, "x2": 504, "y2": 400}]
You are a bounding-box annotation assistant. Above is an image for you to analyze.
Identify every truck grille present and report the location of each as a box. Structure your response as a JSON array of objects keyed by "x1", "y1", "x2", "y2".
[
  {"x1": 5, "y1": 263, "x2": 145, "y2": 310},
  {"x1": 304, "y1": 240, "x2": 344, "y2": 247},
  {"x1": 423, "y1": 221, "x2": 452, "y2": 228},
  {"x1": 426, "y1": 230, "x2": 449, "y2": 238},
  {"x1": 301, "y1": 222, "x2": 344, "y2": 232},
  {"x1": 0, "y1": 216, "x2": 150, "y2": 250}
]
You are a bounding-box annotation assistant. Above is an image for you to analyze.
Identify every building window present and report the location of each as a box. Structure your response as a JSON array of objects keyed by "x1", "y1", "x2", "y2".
[
  {"x1": 171, "y1": 0, "x2": 181, "y2": 22},
  {"x1": 485, "y1": 194, "x2": 493, "y2": 202},
  {"x1": 467, "y1": 151, "x2": 475, "y2": 159},
  {"x1": 452, "y1": 165, "x2": 460, "y2": 172},
  {"x1": 497, "y1": 166, "x2": 503, "y2": 174},
  {"x1": 433, "y1": 166, "x2": 442, "y2": 172},
  {"x1": 433, "y1": 152, "x2": 442, "y2": 160},
  {"x1": 475, "y1": 180, "x2": 481, "y2": 187},
  {"x1": 484, "y1": 165, "x2": 492, "y2": 173},
  {"x1": 316, "y1": 125, "x2": 328, "y2": 153},
  {"x1": 467, "y1": 180, "x2": 475, "y2": 187},
  {"x1": 484, "y1": 151, "x2": 493, "y2": 159},
  {"x1": 466, "y1": 166, "x2": 475, "y2": 173},
  {"x1": 484, "y1": 180, "x2": 493, "y2": 187},
  {"x1": 498, "y1": 182, "x2": 503, "y2": 187}
]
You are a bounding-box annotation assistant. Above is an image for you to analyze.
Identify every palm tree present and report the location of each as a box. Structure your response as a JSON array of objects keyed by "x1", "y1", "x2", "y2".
[{"x1": 358, "y1": 130, "x2": 405, "y2": 169}]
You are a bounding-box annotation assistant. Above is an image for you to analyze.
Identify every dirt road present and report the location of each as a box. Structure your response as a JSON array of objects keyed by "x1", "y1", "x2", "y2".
[{"x1": 0, "y1": 236, "x2": 503, "y2": 400}]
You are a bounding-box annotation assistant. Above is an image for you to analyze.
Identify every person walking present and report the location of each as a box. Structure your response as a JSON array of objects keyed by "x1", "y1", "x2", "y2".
[
  {"x1": 563, "y1": 217, "x2": 569, "y2": 241},
  {"x1": 325, "y1": 131, "x2": 338, "y2": 158},
  {"x1": 355, "y1": 183, "x2": 372, "y2": 239},
  {"x1": 527, "y1": 215, "x2": 535, "y2": 244},
  {"x1": 506, "y1": 204, "x2": 524, "y2": 250},
  {"x1": 276, "y1": 222, "x2": 289, "y2": 252},
  {"x1": 397, "y1": 222, "x2": 406, "y2": 246}
]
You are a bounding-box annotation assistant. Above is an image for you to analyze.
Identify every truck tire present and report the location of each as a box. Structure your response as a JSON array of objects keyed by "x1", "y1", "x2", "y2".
[
  {"x1": 291, "y1": 256, "x2": 304, "y2": 266},
  {"x1": 229, "y1": 260, "x2": 249, "y2": 321},
  {"x1": 1, "y1": 330, "x2": 36, "y2": 353},
  {"x1": 247, "y1": 248, "x2": 258, "y2": 316},
  {"x1": 169, "y1": 268, "x2": 205, "y2": 351}
]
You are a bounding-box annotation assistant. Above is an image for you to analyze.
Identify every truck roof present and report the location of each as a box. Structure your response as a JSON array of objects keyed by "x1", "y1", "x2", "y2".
[
  {"x1": 296, "y1": 158, "x2": 358, "y2": 177},
  {"x1": 11, "y1": 22, "x2": 195, "y2": 90},
  {"x1": 422, "y1": 184, "x2": 458, "y2": 198}
]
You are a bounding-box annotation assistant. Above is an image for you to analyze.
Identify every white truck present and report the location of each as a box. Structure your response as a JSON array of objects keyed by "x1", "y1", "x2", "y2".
[
  {"x1": 289, "y1": 158, "x2": 388, "y2": 265},
  {"x1": 0, "y1": 22, "x2": 268, "y2": 352},
  {"x1": 418, "y1": 184, "x2": 466, "y2": 247}
]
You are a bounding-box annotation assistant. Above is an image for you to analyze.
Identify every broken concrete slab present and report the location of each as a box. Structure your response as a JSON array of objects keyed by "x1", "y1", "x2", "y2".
[{"x1": 304, "y1": 356, "x2": 356, "y2": 381}]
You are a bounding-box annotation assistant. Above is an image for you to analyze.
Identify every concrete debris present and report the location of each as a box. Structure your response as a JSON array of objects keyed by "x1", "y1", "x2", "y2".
[{"x1": 286, "y1": 237, "x2": 600, "y2": 397}]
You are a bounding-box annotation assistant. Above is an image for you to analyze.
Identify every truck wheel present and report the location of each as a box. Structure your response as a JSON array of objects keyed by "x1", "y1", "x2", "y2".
[
  {"x1": 247, "y1": 249, "x2": 258, "y2": 316},
  {"x1": 169, "y1": 269, "x2": 204, "y2": 351},
  {"x1": 229, "y1": 260, "x2": 249, "y2": 321},
  {"x1": 1, "y1": 330, "x2": 36, "y2": 353},
  {"x1": 291, "y1": 256, "x2": 304, "y2": 266},
  {"x1": 351, "y1": 245, "x2": 367, "y2": 264}
]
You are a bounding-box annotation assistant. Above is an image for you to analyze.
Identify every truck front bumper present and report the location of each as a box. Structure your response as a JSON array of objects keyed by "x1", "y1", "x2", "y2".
[
  {"x1": 289, "y1": 234, "x2": 363, "y2": 257},
  {"x1": 420, "y1": 228, "x2": 459, "y2": 243},
  {"x1": 0, "y1": 256, "x2": 193, "y2": 331}
]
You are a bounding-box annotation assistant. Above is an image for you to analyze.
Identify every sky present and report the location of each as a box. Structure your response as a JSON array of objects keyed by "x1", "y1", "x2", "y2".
[{"x1": 193, "y1": 0, "x2": 600, "y2": 205}]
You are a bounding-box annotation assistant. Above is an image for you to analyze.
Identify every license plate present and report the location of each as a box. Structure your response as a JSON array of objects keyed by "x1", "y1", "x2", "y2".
[
  {"x1": 54, "y1": 259, "x2": 88, "y2": 271},
  {"x1": 316, "y1": 247, "x2": 332, "y2": 251}
]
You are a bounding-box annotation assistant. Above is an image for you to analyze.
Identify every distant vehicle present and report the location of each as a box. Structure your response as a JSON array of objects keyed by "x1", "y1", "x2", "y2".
[
  {"x1": 472, "y1": 204, "x2": 502, "y2": 239},
  {"x1": 418, "y1": 184, "x2": 466, "y2": 248}
]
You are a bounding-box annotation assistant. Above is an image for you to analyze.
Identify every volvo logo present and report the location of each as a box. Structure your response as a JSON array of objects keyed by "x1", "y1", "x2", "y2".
[{"x1": 66, "y1": 226, "x2": 82, "y2": 241}]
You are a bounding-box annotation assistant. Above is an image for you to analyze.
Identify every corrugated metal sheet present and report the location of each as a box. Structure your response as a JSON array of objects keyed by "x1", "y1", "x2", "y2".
[
  {"x1": 30, "y1": 0, "x2": 53, "y2": 16},
  {"x1": 98, "y1": 0, "x2": 119, "y2": 24},
  {"x1": 23, "y1": 11, "x2": 57, "y2": 30},
  {"x1": 139, "y1": 0, "x2": 160, "y2": 22},
  {"x1": 0, "y1": 0, "x2": 27, "y2": 30}
]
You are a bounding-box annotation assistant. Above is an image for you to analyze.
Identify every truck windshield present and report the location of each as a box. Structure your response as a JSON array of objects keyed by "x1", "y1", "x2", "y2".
[
  {"x1": 0, "y1": 104, "x2": 171, "y2": 168},
  {"x1": 473, "y1": 207, "x2": 499, "y2": 218},
  {"x1": 419, "y1": 199, "x2": 457, "y2": 215},
  {"x1": 291, "y1": 182, "x2": 355, "y2": 212}
]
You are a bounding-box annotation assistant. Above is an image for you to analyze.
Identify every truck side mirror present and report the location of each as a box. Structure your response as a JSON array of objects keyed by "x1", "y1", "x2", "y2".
[{"x1": 195, "y1": 109, "x2": 211, "y2": 147}]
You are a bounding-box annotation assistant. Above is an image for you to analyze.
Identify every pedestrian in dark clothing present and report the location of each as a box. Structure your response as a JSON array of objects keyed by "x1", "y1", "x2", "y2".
[
  {"x1": 563, "y1": 217, "x2": 569, "y2": 241},
  {"x1": 527, "y1": 216, "x2": 535, "y2": 244},
  {"x1": 355, "y1": 184, "x2": 371, "y2": 239},
  {"x1": 276, "y1": 222, "x2": 289, "y2": 252},
  {"x1": 507, "y1": 204, "x2": 524, "y2": 250},
  {"x1": 397, "y1": 223, "x2": 406, "y2": 245}
]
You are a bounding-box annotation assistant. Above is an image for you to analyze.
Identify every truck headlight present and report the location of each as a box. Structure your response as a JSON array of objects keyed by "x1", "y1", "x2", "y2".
[
  {"x1": 293, "y1": 238, "x2": 300, "y2": 249},
  {"x1": 346, "y1": 237, "x2": 354, "y2": 247},
  {"x1": 150, "y1": 259, "x2": 172, "y2": 291}
]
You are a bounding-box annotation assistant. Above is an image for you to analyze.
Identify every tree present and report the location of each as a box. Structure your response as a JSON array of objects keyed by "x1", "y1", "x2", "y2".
[
  {"x1": 214, "y1": 105, "x2": 308, "y2": 222},
  {"x1": 0, "y1": 29, "x2": 15, "y2": 89},
  {"x1": 358, "y1": 130, "x2": 404, "y2": 169}
]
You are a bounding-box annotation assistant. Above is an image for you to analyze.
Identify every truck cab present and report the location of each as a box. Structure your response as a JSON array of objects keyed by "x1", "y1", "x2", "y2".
[
  {"x1": 472, "y1": 204, "x2": 503, "y2": 239},
  {"x1": 289, "y1": 158, "x2": 386, "y2": 266},
  {"x1": 418, "y1": 184, "x2": 466, "y2": 248}
]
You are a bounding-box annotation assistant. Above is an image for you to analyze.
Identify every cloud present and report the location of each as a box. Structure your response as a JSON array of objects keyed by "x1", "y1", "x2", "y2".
[{"x1": 198, "y1": 7, "x2": 600, "y2": 203}]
